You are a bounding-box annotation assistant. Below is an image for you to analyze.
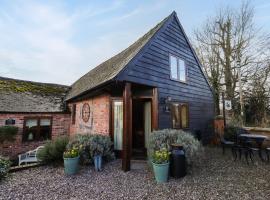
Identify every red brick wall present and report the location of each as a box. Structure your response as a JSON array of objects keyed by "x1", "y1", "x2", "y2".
[
  {"x1": 214, "y1": 119, "x2": 225, "y2": 136},
  {"x1": 69, "y1": 94, "x2": 110, "y2": 137},
  {"x1": 0, "y1": 113, "x2": 70, "y2": 158}
]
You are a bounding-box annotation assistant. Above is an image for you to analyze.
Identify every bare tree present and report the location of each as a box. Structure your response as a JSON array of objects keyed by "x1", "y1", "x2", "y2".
[
  {"x1": 245, "y1": 35, "x2": 270, "y2": 126},
  {"x1": 195, "y1": 33, "x2": 223, "y2": 115},
  {"x1": 194, "y1": 1, "x2": 256, "y2": 116}
]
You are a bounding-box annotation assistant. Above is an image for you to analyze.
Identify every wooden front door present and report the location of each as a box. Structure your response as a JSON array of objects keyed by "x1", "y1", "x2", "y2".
[
  {"x1": 120, "y1": 83, "x2": 158, "y2": 171},
  {"x1": 131, "y1": 99, "x2": 152, "y2": 159},
  {"x1": 132, "y1": 99, "x2": 146, "y2": 159}
]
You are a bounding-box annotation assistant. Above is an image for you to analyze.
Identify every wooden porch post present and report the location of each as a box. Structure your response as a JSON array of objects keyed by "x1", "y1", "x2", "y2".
[
  {"x1": 122, "y1": 82, "x2": 132, "y2": 171},
  {"x1": 152, "y1": 88, "x2": 158, "y2": 131}
]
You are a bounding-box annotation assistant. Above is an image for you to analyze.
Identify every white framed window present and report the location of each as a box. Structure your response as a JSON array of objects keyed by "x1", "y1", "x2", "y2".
[{"x1": 170, "y1": 55, "x2": 187, "y2": 82}]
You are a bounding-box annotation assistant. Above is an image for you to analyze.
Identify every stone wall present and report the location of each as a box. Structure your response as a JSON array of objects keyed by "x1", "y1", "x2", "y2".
[
  {"x1": 69, "y1": 94, "x2": 110, "y2": 137},
  {"x1": 0, "y1": 113, "x2": 70, "y2": 158}
]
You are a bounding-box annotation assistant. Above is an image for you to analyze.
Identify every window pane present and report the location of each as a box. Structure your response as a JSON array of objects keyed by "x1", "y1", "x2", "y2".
[
  {"x1": 178, "y1": 59, "x2": 186, "y2": 82},
  {"x1": 24, "y1": 119, "x2": 38, "y2": 141},
  {"x1": 172, "y1": 103, "x2": 181, "y2": 129},
  {"x1": 40, "y1": 119, "x2": 52, "y2": 140},
  {"x1": 181, "y1": 105, "x2": 189, "y2": 128},
  {"x1": 114, "y1": 101, "x2": 123, "y2": 150},
  {"x1": 40, "y1": 119, "x2": 51, "y2": 126},
  {"x1": 170, "y1": 55, "x2": 178, "y2": 79}
]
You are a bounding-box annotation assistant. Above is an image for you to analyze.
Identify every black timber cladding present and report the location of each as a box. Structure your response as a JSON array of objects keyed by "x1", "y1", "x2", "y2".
[
  {"x1": 65, "y1": 15, "x2": 169, "y2": 101},
  {"x1": 116, "y1": 13, "x2": 214, "y2": 142}
]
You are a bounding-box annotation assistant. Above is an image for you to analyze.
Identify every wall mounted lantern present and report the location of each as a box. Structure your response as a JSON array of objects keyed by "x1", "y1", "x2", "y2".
[{"x1": 164, "y1": 96, "x2": 172, "y2": 112}]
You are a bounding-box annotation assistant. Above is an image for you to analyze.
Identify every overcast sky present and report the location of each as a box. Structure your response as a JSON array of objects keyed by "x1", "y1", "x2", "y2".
[{"x1": 0, "y1": 0, "x2": 269, "y2": 85}]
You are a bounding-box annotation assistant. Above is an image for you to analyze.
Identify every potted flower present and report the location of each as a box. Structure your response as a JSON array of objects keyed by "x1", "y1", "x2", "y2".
[
  {"x1": 63, "y1": 147, "x2": 80, "y2": 175},
  {"x1": 152, "y1": 148, "x2": 170, "y2": 183}
]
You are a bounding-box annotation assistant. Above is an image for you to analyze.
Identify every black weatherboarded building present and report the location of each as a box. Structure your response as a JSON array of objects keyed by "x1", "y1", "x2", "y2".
[
  {"x1": 0, "y1": 11, "x2": 214, "y2": 170},
  {"x1": 66, "y1": 11, "x2": 214, "y2": 171}
]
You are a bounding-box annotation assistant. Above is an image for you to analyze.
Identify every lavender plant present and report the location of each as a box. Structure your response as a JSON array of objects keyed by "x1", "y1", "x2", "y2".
[{"x1": 149, "y1": 129, "x2": 203, "y2": 165}]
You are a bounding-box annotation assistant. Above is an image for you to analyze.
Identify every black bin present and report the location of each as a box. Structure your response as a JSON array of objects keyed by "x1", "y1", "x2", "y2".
[{"x1": 170, "y1": 144, "x2": 186, "y2": 178}]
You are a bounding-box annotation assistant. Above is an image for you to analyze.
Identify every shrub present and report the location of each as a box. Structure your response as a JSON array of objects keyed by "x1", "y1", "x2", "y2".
[
  {"x1": 149, "y1": 129, "x2": 203, "y2": 165},
  {"x1": 0, "y1": 156, "x2": 11, "y2": 181},
  {"x1": 88, "y1": 134, "x2": 114, "y2": 157},
  {"x1": 37, "y1": 137, "x2": 69, "y2": 164},
  {"x1": 228, "y1": 115, "x2": 243, "y2": 127},
  {"x1": 224, "y1": 126, "x2": 239, "y2": 142},
  {"x1": 0, "y1": 126, "x2": 18, "y2": 143},
  {"x1": 68, "y1": 134, "x2": 115, "y2": 165}
]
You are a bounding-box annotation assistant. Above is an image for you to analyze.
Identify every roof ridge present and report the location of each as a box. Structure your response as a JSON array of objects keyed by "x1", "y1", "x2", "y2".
[
  {"x1": 66, "y1": 12, "x2": 173, "y2": 100},
  {"x1": 0, "y1": 76, "x2": 70, "y2": 88},
  {"x1": 72, "y1": 14, "x2": 171, "y2": 85},
  {"x1": 74, "y1": 12, "x2": 175, "y2": 83}
]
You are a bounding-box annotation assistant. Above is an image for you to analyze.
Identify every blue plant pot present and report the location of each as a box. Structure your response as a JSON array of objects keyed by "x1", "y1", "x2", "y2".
[
  {"x1": 152, "y1": 161, "x2": 170, "y2": 183},
  {"x1": 64, "y1": 156, "x2": 80, "y2": 175},
  {"x1": 94, "y1": 155, "x2": 102, "y2": 171}
]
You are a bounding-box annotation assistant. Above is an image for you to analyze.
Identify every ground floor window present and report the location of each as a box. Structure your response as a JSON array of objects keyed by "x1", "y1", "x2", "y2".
[
  {"x1": 171, "y1": 103, "x2": 189, "y2": 129},
  {"x1": 23, "y1": 117, "x2": 52, "y2": 142}
]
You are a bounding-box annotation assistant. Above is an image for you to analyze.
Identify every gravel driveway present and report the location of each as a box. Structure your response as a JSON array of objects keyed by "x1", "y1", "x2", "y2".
[{"x1": 0, "y1": 147, "x2": 269, "y2": 200}]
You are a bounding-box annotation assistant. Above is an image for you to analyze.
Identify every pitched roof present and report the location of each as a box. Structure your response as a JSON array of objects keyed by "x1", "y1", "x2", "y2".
[
  {"x1": 0, "y1": 77, "x2": 70, "y2": 113},
  {"x1": 65, "y1": 13, "x2": 172, "y2": 101}
]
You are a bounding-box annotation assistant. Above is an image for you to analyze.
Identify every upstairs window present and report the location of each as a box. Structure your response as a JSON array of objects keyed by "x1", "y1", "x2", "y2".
[
  {"x1": 170, "y1": 55, "x2": 187, "y2": 82},
  {"x1": 171, "y1": 103, "x2": 189, "y2": 129}
]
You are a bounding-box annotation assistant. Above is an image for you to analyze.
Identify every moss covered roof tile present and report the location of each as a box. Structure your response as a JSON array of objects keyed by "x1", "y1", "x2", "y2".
[{"x1": 0, "y1": 77, "x2": 70, "y2": 112}]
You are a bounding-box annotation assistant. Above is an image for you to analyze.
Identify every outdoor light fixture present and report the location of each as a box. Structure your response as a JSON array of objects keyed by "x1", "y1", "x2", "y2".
[
  {"x1": 164, "y1": 96, "x2": 172, "y2": 112},
  {"x1": 165, "y1": 96, "x2": 172, "y2": 103}
]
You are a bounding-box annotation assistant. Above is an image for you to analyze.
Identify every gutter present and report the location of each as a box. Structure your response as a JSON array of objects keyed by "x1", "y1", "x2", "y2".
[{"x1": 65, "y1": 79, "x2": 115, "y2": 103}]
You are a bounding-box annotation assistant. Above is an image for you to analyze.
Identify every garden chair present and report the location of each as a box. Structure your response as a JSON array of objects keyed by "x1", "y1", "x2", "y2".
[
  {"x1": 217, "y1": 128, "x2": 235, "y2": 155},
  {"x1": 266, "y1": 148, "x2": 270, "y2": 162},
  {"x1": 233, "y1": 128, "x2": 261, "y2": 164},
  {"x1": 220, "y1": 137, "x2": 235, "y2": 155},
  {"x1": 18, "y1": 146, "x2": 44, "y2": 166},
  {"x1": 232, "y1": 138, "x2": 255, "y2": 164}
]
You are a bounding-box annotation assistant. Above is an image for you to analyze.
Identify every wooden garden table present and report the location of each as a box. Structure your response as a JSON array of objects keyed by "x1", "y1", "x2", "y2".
[{"x1": 239, "y1": 134, "x2": 268, "y2": 161}]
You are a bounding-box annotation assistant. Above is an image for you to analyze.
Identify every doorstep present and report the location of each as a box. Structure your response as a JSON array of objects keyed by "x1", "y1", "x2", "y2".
[{"x1": 130, "y1": 160, "x2": 148, "y2": 170}]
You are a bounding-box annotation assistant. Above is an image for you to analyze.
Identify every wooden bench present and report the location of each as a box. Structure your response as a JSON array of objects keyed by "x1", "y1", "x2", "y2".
[{"x1": 18, "y1": 146, "x2": 44, "y2": 166}]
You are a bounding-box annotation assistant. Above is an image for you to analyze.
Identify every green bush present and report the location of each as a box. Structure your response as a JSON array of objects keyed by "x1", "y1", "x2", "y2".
[
  {"x1": 0, "y1": 156, "x2": 11, "y2": 181},
  {"x1": 0, "y1": 126, "x2": 18, "y2": 143},
  {"x1": 224, "y1": 126, "x2": 239, "y2": 142},
  {"x1": 37, "y1": 137, "x2": 69, "y2": 164},
  {"x1": 228, "y1": 115, "x2": 243, "y2": 127},
  {"x1": 89, "y1": 134, "x2": 113, "y2": 157},
  {"x1": 68, "y1": 134, "x2": 115, "y2": 165},
  {"x1": 149, "y1": 129, "x2": 203, "y2": 165}
]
